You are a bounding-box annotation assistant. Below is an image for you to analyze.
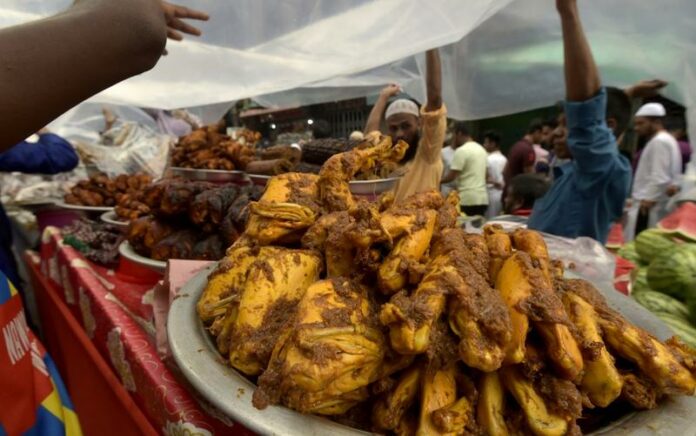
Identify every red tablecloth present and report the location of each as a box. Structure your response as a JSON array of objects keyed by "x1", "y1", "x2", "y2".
[{"x1": 33, "y1": 227, "x2": 254, "y2": 435}]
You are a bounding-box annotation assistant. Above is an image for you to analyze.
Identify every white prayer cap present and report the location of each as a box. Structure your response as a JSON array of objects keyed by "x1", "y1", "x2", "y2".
[
  {"x1": 385, "y1": 99, "x2": 419, "y2": 119},
  {"x1": 635, "y1": 102, "x2": 666, "y2": 117}
]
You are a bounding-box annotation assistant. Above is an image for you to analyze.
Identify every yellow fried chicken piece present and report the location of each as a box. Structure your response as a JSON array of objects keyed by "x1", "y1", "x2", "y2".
[
  {"x1": 417, "y1": 364, "x2": 458, "y2": 436},
  {"x1": 378, "y1": 209, "x2": 437, "y2": 294},
  {"x1": 319, "y1": 135, "x2": 408, "y2": 212},
  {"x1": 431, "y1": 396, "x2": 473, "y2": 435},
  {"x1": 510, "y1": 230, "x2": 583, "y2": 382},
  {"x1": 496, "y1": 252, "x2": 533, "y2": 364},
  {"x1": 373, "y1": 365, "x2": 422, "y2": 431},
  {"x1": 560, "y1": 278, "x2": 696, "y2": 396},
  {"x1": 562, "y1": 291, "x2": 623, "y2": 407},
  {"x1": 228, "y1": 248, "x2": 322, "y2": 376},
  {"x1": 500, "y1": 366, "x2": 568, "y2": 436},
  {"x1": 245, "y1": 173, "x2": 320, "y2": 245},
  {"x1": 484, "y1": 224, "x2": 513, "y2": 284},
  {"x1": 253, "y1": 278, "x2": 385, "y2": 415},
  {"x1": 197, "y1": 243, "x2": 257, "y2": 324},
  {"x1": 477, "y1": 372, "x2": 509, "y2": 436}
]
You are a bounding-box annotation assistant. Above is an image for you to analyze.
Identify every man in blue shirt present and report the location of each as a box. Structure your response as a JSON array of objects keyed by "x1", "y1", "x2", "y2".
[
  {"x1": 0, "y1": 132, "x2": 79, "y2": 287},
  {"x1": 528, "y1": 0, "x2": 633, "y2": 243}
]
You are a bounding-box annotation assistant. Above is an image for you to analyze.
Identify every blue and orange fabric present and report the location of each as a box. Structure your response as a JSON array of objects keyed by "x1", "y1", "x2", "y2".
[{"x1": 0, "y1": 272, "x2": 81, "y2": 436}]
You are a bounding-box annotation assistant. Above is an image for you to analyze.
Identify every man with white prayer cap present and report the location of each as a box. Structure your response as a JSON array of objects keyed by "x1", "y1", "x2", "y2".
[
  {"x1": 363, "y1": 49, "x2": 446, "y2": 203},
  {"x1": 630, "y1": 101, "x2": 682, "y2": 234}
]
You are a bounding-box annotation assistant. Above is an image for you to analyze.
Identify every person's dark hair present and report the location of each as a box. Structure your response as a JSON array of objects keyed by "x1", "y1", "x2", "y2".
[
  {"x1": 606, "y1": 87, "x2": 632, "y2": 136},
  {"x1": 312, "y1": 119, "x2": 332, "y2": 139},
  {"x1": 542, "y1": 117, "x2": 558, "y2": 130},
  {"x1": 509, "y1": 174, "x2": 550, "y2": 209},
  {"x1": 484, "y1": 130, "x2": 501, "y2": 145},
  {"x1": 453, "y1": 121, "x2": 470, "y2": 137},
  {"x1": 527, "y1": 119, "x2": 543, "y2": 134}
]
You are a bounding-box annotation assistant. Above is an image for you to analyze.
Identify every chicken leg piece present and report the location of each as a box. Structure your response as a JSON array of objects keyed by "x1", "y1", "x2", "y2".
[
  {"x1": 561, "y1": 278, "x2": 696, "y2": 396},
  {"x1": 500, "y1": 366, "x2": 568, "y2": 436},
  {"x1": 484, "y1": 224, "x2": 512, "y2": 284},
  {"x1": 318, "y1": 135, "x2": 408, "y2": 212},
  {"x1": 254, "y1": 278, "x2": 385, "y2": 415},
  {"x1": 562, "y1": 291, "x2": 623, "y2": 407},
  {"x1": 228, "y1": 248, "x2": 323, "y2": 376},
  {"x1": 373, "y1": 365, "x2": 423, "y2": 431},
  {"x1": 477, "y1": 372, "x2": 509, "y2": 436},
  {"x1": 416, "y1": 365, "x2": 458, "y2": 436}
]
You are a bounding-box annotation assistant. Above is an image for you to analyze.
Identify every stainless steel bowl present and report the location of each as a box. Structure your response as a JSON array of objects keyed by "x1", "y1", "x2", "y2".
[
  {"x1": 246, "y1": 173, "x2": 272, "y2": 187},
  {"x1": 348, "y1": 177, "x2": 401, "y2": 196},
  {"x1": 170, "y1": 167, "x2": 248, "y2": 184}
]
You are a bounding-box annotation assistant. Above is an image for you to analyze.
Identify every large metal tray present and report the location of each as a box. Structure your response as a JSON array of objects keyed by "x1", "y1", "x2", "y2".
[
  {"x1": 170, "y1": 167, "x2": 248, "y2": 183},
  {"x1": 55, "y1": 201, "x2": 113, "y2": 213},
  {"x1": 168, "y1": 266, "x2": 696, "y2": 436}
]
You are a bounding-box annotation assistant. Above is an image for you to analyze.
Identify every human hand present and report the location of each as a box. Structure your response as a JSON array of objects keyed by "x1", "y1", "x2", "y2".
[
  {"x1": 379, "y1": 84, "x2": 402, "y2": 99},
  {"x1": 625, "y1": 79, "x2": 668, "y2": 99},
  {"x1": 162, "y1": 1, "x2": 209, "y2": 42},
  {"x1": 639, "y1": 199, "x2": 656, "y2": 214},
  {"x1": 666, "y1": 185, "x2": 680, "y2": 197}
]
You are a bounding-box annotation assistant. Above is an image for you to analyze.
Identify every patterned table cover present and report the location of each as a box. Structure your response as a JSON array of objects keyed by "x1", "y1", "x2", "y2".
[{"x1": 37, "y1": 227, "x2": 254, "y2": 435}]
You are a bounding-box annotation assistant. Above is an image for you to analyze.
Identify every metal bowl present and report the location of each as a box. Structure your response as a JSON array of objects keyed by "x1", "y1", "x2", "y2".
[
  {"x1": 100, "y1": 210, "x2": 129, "y2": 228},
  {"x1": 246, "y1": 174, "x2": 272, "y2": 187},
  {"x1": 170, "y1": 167, "x2": 248, "y2": 184},
  {"x1": 168, "y1": 267, "x2": 696, "y2": 436},
  {"x1": 54, "y1": 201, "x2": 114, "y2": 213},
  {"x1": 348, "y1": 177, "x2": 401, "y2": 196}
]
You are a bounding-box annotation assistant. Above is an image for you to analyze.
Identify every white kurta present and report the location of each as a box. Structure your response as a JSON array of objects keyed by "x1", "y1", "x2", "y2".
[
  {"x1": 486, "y1": 150, "x2": 507, "y2": 218},
  {"x1": 625, "y1": 131, "x2": 682, "y2": 238}
]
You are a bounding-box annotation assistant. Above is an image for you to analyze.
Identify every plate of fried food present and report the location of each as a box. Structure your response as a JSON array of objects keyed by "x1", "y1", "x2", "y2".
[
  {"x1": 169, "y1": 138, "x2": 696, "y2": 436},
  {"x1": 61, "y1": 172, "x2": 153, "y2": 212},
  {"x1": 100, "y1": 210, "x2": 129, "y2": 228}
]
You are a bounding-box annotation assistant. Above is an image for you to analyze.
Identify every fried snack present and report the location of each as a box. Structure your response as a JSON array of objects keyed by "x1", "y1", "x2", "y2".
[
  {"x1": 562, "y1": 278, "x2": 696, "y2": 395},
  {"x1": 562, "y1": 292, "x2": 623, "y2": 407},
  {"x1": 254, "y1": 278, "x2": 385, "y2": 415},
  {"x1": 65, "y1": 172, "x2": 152, "y2": 207},
  {"x1": 484, "y1": 224, "x2": 513, "y2": 284},
  {"x1": 245, "y1": 173, "x2": 320, "y2": 245},
  {"x1": 496, "y1": 252, "x2": 534, "y2": 364},
  {"x1": 417, "y1": 365, "x2": 458, "y2": 436},
  {"x1": 477, "y1": 372, "x2": 508, "y2": 436},
  {"x1": 373, "y1": 365, "x2": 422, "y2": 431},
  {"x1": 378, "y1": 209, "x2": 437, "y2": 294},
  {"x1": 501, "y1": 366, "x2": 568, "y2": 436},
  {"x1": 431, "y1": 396, "x2": 473, "y2": 435},
  {"x1": 228, "y1": 248, "x2": 323, "y2": 375},
  {"x1": 511, "y1": 230, "x2": 583, "y2": 382},
  {"x1": 318, "y1": 135, "x2": 408, "y2": 212}
]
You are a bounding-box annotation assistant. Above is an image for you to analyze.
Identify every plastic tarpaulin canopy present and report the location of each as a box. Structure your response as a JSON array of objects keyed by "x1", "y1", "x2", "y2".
[{"x1": 1, "y1": 0, "x2": 695, "y2": 133}]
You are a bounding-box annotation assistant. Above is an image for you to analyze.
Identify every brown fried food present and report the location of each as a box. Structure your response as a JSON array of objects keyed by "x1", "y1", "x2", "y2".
[{"x1": 254, "y1": 278, "x2": 385, "y2": 415}]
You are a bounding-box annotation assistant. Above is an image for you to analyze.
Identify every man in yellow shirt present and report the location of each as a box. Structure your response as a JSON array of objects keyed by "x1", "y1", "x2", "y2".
[{"x1": 364, "y1": 49, "x2": 447, "y2": 203}]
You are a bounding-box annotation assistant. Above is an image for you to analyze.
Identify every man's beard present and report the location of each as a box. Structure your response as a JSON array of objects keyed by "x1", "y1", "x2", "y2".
[{"x1": 401, "y1": 133, "x2": 420, "y2": 163}]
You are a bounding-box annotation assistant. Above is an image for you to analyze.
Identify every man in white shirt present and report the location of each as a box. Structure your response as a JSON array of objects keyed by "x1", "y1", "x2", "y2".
[
  {"x1": 483, "y1": 130, "x2": 507, "y2": 218},
  {"x1": 630, "y1": 102, "x2": 682, "y2": 234},
  {"x1": 441, "y1": 122, "x2": 489, "y2": 216},
  {"x1": 440, "y1": 131, "x2": 457, "y2": 195}
]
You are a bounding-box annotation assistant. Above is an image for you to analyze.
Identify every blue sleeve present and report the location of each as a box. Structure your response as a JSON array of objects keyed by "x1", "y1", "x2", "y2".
[
  {"x1": 565, "y1": 88, "x2": 618, "y2": 174},
  {"x1": 0, "y1": 134, "x2": 79, "y2": 175}
]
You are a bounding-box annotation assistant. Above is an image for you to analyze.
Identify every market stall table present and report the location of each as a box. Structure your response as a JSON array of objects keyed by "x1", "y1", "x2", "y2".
[{"x1": 26, "y1": 227, "x2": 255, "y2": 435}]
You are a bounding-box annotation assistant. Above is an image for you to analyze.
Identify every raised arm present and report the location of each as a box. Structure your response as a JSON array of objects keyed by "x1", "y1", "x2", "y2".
[
  {"x1": 0, "y1": 0, "x2": 169, "y2": 149},
  {"x1": 557, "y1": 0, "x2": 601, "y2": 101},
  {"x1": 424, "y1": 49, "x2": 442, "y2": 111},
  {"x1": 364, "y1": 84, "x2": 400, "y2": 134}
]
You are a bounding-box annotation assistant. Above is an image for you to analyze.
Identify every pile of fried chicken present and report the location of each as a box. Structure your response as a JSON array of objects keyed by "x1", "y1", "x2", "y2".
[
  {"x1": 64, "y1": 172, "x2": 152, "y2": 207},
  {"x1": 171, "y1": 125, "x2": 258, "y2": 171},
  {"x1": 126, "y1": 179, "x2": 263, "y2": 262},
  {"x1": 197, "y1": 135, "x2": 696, "y2": 435}
]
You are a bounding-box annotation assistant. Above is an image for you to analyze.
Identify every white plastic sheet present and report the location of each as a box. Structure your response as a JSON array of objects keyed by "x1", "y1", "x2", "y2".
[{"x1": 2, "y1": 0, "x2": 695, "y2": 138}]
